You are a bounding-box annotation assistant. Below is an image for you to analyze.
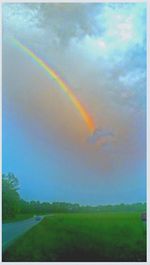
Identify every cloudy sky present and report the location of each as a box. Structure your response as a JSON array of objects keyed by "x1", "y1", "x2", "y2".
[{"x1": 2, "y1": 3, "x2": 146, "y2": 205}]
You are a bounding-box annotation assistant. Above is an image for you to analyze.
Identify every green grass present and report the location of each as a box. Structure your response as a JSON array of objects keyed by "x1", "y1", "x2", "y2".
[
  {"x1": 3, "y1": 212, "x2": 146, "y2": 262},
  {"x1": 3, "y1": 214, "x2": 33, "y2": 224}
]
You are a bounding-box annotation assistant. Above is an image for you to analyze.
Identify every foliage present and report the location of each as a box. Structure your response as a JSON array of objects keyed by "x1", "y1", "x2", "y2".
[
  {"x1": 2, "y1": 173, "x2": 146, "y2": 220},
  {"x1": 2, "y1": 173, "x2": 20, "y2": 219},
  {"x1": 19, "y1": 200, "x2": 146, "y2": 215}
]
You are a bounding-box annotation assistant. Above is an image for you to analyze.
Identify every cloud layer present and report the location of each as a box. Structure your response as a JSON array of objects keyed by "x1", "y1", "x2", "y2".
[{"x1": 2, "y1": 3, "x2": 146, "y2": 204}]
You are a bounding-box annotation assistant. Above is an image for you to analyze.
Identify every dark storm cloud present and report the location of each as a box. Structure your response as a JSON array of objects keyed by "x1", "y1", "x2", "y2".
[
  {"x1": 89, "y1": 129, "x2": 113, "y2": 144},
  {"x1": 3, "y1": 3, "x2": 105, "y2": 46}
]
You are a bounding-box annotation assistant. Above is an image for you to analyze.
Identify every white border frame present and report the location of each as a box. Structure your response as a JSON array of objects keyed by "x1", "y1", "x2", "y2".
[{"x1": 0, "y1": 0, "x2": 149, "y2": 264}]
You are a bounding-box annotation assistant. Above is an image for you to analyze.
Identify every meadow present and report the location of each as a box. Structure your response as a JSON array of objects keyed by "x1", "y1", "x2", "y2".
[{"x1": 3, "y1": 212, "x2": 146, "y2": 262}]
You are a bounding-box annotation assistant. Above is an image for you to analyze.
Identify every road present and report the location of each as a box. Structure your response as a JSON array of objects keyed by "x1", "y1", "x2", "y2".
[{"x1": 2, "y1": 216, "x2": 44, "y2": 252}]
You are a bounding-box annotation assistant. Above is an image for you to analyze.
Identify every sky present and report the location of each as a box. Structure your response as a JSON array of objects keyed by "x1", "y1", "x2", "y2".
[{"x1": 2, "y1": 3, "x2": 146, "y2": 205}]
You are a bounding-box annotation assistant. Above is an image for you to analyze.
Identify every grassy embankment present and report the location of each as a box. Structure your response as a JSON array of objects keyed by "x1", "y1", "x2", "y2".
[
  {"x1": 3, "y1": 214, "x2": 33, "y2": 224},
  {"x1": 3, "y1": 212, "x2": 146, "y2": 262}
]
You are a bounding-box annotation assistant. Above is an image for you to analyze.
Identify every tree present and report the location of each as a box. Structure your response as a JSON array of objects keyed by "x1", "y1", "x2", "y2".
[{"x1": 2, "y1": 173, "x2": 20, "y2": 219}]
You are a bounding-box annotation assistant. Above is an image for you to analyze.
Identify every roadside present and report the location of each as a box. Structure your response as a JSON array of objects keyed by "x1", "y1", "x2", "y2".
[
  {"x1": 2, "y1": 213, "x2": 146, "y2": 262},
  {"x1": 2, "y1": 216, "x2": 44, "y2": 252},
  {"x1": 3, "y1": 214, "x2": 33, "y2": 224}
]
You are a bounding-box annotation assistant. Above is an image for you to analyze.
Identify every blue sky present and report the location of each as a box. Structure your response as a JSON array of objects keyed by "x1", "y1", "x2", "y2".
[{"x1": 2, "y1": 3, "x2": 146, "y2": 205}]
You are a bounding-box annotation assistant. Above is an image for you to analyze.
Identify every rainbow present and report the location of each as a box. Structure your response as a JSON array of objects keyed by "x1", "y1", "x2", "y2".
[{"x1": 13, "y1": 38, "x2": 95, "y2": 134}]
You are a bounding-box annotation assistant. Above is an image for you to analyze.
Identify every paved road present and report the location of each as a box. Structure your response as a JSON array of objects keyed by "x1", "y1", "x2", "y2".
[{"x1": 2, "y1": 216, "x2": 44, "y2": 252}]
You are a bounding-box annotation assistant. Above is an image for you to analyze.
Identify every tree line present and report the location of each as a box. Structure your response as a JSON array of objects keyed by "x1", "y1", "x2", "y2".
[{"x1": 2, "y1": 173, "x2": 146, "y2": 220}]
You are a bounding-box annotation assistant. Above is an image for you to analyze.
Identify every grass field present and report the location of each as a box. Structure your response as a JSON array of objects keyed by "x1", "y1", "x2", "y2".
[{"x1": 3, "y1": 212, "x2": 146, "y2": 262}]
